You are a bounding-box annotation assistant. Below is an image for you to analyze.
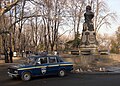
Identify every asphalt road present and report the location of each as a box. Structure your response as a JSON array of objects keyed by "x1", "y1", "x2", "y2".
[{"x1": 0, "y1": 65, "x2": 120, "y2": 86}]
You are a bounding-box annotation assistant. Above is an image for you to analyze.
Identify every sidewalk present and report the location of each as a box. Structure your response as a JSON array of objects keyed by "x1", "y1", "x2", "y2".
[{"x1": 0, "y1": 56, "x2": 26, "y2": 66}]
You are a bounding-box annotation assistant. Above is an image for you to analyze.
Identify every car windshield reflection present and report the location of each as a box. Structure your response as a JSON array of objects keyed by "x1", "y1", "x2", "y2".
[{"x1": 26, "y1": 57, "x2": 37, "y2": 65}]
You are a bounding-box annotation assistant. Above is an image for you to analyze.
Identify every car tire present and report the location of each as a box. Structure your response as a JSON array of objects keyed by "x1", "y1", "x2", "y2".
[
  {"x1": 21, "y1": 72, "x2": 31, "y2": 81},
  {"x1": 58, "y1": 69, "x2": 66, "y2": 77}
]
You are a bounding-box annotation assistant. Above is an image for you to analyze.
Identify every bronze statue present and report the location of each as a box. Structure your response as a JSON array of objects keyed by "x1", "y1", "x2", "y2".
[{"x1": 83, "y1": 5, "x2": 94, "y2": 31}]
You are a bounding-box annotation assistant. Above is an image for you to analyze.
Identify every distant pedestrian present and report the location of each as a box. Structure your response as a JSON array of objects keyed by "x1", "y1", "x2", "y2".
[
  {"x1": 26, "y1": 51, "x2": 29, "y2": 57},
  {"x1": 54, "y1": 50, "x2": 57, "y2": 55},
  {"x1": 4, "y1": 49, "x2": 9, "y2": 63},
  {"x1": 54, "y1": 50, "x2": 59, "y2": 56},
  {"x1": 22, "y1": 50, "x2": 24, "y2": 57},
  {"x1": 9, "y1": 49, "x2": 13, "y2": 63}
]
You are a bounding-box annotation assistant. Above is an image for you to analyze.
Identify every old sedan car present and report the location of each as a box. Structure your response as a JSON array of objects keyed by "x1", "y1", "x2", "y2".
[{"x1": 7, "y1": 55, "x2": 73, "y2": 81}]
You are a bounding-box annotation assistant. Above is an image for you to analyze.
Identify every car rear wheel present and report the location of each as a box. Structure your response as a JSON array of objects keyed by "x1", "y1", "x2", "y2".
[
  {"x1": 21, "y1": 72, "x2": 31, "y2": 81},
  {"x1": 58, "y1": 69, "x2": 66, "y2": 77}
]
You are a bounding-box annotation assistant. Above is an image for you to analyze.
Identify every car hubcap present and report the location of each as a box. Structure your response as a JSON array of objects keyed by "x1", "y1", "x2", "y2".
[
  {"x1": 24, "y1": 74, "x2": 30, "y2": 80},
  {"x1": 60, "y1": 70, "x2": 65, "y2": 76}
]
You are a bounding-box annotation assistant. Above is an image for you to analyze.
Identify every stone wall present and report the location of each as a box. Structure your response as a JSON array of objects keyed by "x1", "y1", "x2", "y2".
[{"x1": 62, "y1": 54, "x2": 120, "y2": 68}]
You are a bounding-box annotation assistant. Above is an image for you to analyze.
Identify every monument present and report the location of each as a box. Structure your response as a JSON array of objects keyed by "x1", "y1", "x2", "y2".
[{"x1": 80, "y1": 5, "x2": 98, "y2": 55}]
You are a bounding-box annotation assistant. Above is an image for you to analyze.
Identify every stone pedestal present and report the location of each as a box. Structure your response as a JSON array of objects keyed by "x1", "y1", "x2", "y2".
[
  {"x1": 80, "y1": 30, "x2": 98, "y2": 55},
  {"x1": 80, "y1": 47, "x2": 98, "y2": 55}
]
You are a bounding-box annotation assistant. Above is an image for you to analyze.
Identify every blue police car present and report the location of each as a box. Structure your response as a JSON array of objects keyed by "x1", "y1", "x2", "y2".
[{"x1": 7, "y1": 55, "x2": 73, "y2": 81}]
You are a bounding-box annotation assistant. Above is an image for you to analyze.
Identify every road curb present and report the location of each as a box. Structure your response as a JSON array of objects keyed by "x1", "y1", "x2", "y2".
[{"x1": 74, "y1": 72, "x2": 120, "y2": 75}]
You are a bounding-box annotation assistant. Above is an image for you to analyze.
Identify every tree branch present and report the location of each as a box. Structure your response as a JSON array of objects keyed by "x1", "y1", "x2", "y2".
[{"x1": 0, "y1": 0, "x2": 20, "y2": 16}]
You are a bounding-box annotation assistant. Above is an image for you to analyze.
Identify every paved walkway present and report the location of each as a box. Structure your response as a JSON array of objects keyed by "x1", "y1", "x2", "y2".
[{"x1": 0, "y1": 56, "x2": 26, "y2": 66}]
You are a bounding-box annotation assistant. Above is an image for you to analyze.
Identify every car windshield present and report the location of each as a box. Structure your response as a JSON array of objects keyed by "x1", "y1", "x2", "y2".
[{"x1": 26, "y1": 57, "x2": 37, "y2": 65}]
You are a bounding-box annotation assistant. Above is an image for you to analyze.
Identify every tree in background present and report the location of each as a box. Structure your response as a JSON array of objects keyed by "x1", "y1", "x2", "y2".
[
  {"x1": 68, "y1": 0, "x2": 86, "y2": 35},
  {"x1": 0, "y1": 0, "x2": 118, "y2": 55},
  {"x1": 0, "y1": 0, "x2": 19, "y2": 16},
  {"x1": 97, "y1": 34, "x2": 111, "y2": 51},
  {"x1": 110, "y1": 26, "x2": 120, "y2": 53},
  {"x1": 91, "y1": 0, "x2": 117, "y2": 33}
]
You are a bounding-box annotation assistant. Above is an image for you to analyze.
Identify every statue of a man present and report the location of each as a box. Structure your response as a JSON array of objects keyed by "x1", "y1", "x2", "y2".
[{"x1": 83, "y1": 5, "x2": 94, "y2": 31}]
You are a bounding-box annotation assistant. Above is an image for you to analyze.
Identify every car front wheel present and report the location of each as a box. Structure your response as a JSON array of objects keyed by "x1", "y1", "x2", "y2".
[
  {"x1": 21, "y1": 72, "x2": 31, "y2": 81},
  {"x1": 58, "y1": 69, "x2": 66, "y2": 77}
]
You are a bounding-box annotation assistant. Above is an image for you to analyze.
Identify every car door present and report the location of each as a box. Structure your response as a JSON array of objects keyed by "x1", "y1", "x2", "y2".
[
  {"x1": 35, "y1": 57, "x2": 48, "y2": 76},
  {"x1": 47, "y1": 56, "x2": 60, "y2": 75}
]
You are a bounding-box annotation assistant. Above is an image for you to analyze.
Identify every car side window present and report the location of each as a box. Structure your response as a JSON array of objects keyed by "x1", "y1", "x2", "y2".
[
  {"x1": 49, "y1": 57, "x2": 57, "y2": 63},
  {"x1": 40, "y1": 57, "x2": 48, "y2": 64},
  {"x1": 36, "y1": 58, "x2": 41, "y2": 64}
]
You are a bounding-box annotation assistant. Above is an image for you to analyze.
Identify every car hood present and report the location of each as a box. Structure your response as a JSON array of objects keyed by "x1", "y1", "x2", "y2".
[{"x1": 9, "y1": 63, "x2": 31, "y2": 69}]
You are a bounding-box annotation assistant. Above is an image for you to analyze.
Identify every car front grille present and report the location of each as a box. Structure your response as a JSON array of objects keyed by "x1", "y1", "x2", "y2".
[{"x1": 8, "y1": 68, "x2": 17, "y2": 74}]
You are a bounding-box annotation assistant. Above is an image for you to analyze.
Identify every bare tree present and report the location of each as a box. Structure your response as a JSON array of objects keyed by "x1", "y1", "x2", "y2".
[
  {"x1": 97, "y1": 34, "x2": 111, "y2": 50},
  {"x1": 91, "y1": 0, "x2": 117, "y2": 33},
  {"x1": 35, "y1": 0, "x2": 67, "y2": 51},
  {"x1": 0, "y1": 0, "x2": 20, "y2": 16},
  {"x1": 67, "y1": 0, "x2": 86, "y2": 37}
]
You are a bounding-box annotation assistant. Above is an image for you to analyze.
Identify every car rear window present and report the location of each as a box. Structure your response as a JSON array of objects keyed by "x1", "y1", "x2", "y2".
[{"x1": 49, "y1": 57, "x2": 57, "y2": 63}]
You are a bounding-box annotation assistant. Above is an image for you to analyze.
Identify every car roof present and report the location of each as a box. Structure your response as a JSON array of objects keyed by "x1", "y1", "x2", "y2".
[{"x1": 28, "y1": 55, "x2": 59, "y2": 58}]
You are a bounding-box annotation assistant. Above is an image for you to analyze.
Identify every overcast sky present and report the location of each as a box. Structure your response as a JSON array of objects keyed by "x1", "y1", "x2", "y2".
[{"x1": 99, "y1": 0, "x2": 120, "y2": 35}]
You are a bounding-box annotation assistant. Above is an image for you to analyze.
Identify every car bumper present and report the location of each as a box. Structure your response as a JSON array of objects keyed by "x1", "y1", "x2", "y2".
[{"x1": 8, "y1": 72, "x2": 19, "y2": 77}]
